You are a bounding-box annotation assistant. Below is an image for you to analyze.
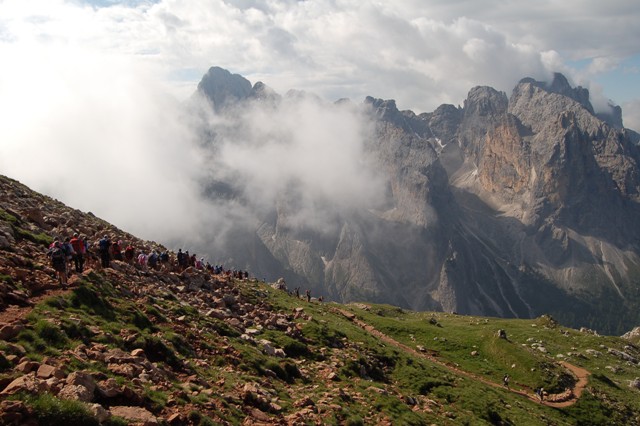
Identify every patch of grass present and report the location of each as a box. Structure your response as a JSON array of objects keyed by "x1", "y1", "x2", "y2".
[
  {"x1": 69, "y1": 285, "x2": 115, "y2": 320},
  {"x1": 0, "y1": 274, "x2": 14, "y2": 285},
  {"x1": 13, "y1": 227, "x2": 53, "y2": 247},
  {"x1": 130, "y1": 334, "x2": 182, "y2": 370},
  {"x1": 166, "y1": 331, "x2": 196, "y2": 358},
  {"x1": 34, "y1": 320, "x2": 68, "y2": 348},
  {"x1": 143, "y1": 386, "x2": 168, "y2": 413},
  {"x1": 25, "y1": 392, "x2": 99, "y2": 426},
  {"x1": 564, "y1": 391, "x2": 613, "y2": 425},
  {"x1": 145, "y1": 305, "x2": 167, "y2": 322}
]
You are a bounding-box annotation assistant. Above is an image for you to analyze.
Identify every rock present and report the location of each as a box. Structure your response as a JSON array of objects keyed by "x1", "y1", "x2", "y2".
[
  {"x1": 497, "y1": 329, "x2": 507, "y2": 339},
  {"x1": 0, "y1": 323, "x2": 25, "y2": 340},
  {"x1": 630, "y1": 378, "x2": 640, "y2": 389},
  {"x1": 36, "y1": 364, "x2": 64, "y2": 379},
  {"x1": 109, "y1": 406, "x2": 158, "y2": 425},
  {"x1": 250, "y1": 408, "x2": 271, "y2": 421},
  {"x1": 66, "y1": 371, "x2": 96, "y2": 394},
  {"x1": 58, "y1": 384, "x2": 94, "y2": 402},
  {"x1": 89, "y1": 403, "x2": 111, "y2": 423},
  {"x1": 1, "y1": 374, "x2": 48, "y2": 395},
  {"x1": 0, "y1": 400, "x2": 28, "y2": 425},
  {"x1": 131, "y1": 348, "x2": 146, "y2": 358},
  {"x1": 622, "y1": 327, "x2": 640, "y2": 341},
  {"x1": 167, "y1": 412, "x2": 184, "y2": 425},
  {"x1": 15, "y1": 360, "x2": 39, "y2": 374},
  {"x1": 608, "y1": 348, "x2": 638, "y2": 364}
]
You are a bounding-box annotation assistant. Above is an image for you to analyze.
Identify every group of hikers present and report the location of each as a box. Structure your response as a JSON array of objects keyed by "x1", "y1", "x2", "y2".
[{"x1": 46, "y1": 233, "x2": 249, "y2": 286}]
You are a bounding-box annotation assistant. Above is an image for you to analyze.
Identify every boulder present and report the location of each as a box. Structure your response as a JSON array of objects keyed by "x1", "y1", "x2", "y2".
[{"x1": 109, "y1": 406, "x2": 158, "y2": 425}]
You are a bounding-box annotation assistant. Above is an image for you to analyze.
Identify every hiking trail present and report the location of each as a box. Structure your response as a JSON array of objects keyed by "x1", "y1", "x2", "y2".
[{"x1": 334, "y1": 308, "x2": 590, "y2": 408}]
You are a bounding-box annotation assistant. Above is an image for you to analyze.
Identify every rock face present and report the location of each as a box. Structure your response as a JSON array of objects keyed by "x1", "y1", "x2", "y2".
[{"x1": 193, "y1": 68, "x2": 640, "y2": 334}]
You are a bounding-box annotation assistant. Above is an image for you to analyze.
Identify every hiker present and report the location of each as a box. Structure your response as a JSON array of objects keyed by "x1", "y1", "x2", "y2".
[
  {"x1": 62, "y1": 237, "x2": 75, "y2": 274},
  {"x1": 47, "y1": 239, "x2": 68, "y2": 286},
  {"x1": 84, "y1": 238, "x2": 98, "y2": 269},
  {"x1": 148, "y1": 251, "x2": 158, "y2": 270},
  {"x1": 137, "y1": 251, "x2": 148, "y2": 269},
  {"x1": 195, "y1": 257, "x2": 204, "y2": 270},
  {"x1": 184, "y1": 250, "x2": 191, "y2": 270},
  {"x1": 124, "y1": 243, "x2": 135, "y2": 264},
  {"x1": 69, "y1": 233, "x2": 85, "y2": 273},
  {"x1": 503, "y1": 374, "x2": 510, "y2": 389},
  {"x1": 98, "y1": 235, "x2": 111, "y2": 268},
  {"x1": 160, "y1": 251, "x2": 170, "y2": 271},
  {"x1": 111, "y1": 240, "x2": 123, "y2": 261},
  {"x1": 536, "y1": 387, "x2": 544, "y2": 402},
  {"x1": 306, "y1": 289, "x2": 311, "y2": 302}
]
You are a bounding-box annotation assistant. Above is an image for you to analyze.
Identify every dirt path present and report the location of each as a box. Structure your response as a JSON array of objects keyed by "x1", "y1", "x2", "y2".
[{"x1": 334, "y1": 308, "x2": 590, "y2": 408}]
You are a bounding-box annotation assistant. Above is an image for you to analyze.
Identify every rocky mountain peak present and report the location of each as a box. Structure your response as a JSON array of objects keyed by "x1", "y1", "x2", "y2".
[
  {"x1": 196, "y1": 66, "x2": 252, "y2": 111},
  {"x1": 518, "y1": 73, "x2": 594, "y2": 114},
  {"x1": 463, "y1": 86, "x2": 508, "y2": 118}
]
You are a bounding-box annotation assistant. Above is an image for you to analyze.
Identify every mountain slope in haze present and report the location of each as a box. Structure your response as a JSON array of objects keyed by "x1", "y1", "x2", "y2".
[
  {"x1": 191, "y1": 67, "x2": 640, "y2": 335},
  {"x1": 2, "y1": 174, "x2": 640, "y2": 425}
]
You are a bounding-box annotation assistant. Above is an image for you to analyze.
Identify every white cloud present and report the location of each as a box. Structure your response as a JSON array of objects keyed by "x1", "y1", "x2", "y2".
[{"x1": 622, "y1": 99, "x2": 640, "y2": 133}]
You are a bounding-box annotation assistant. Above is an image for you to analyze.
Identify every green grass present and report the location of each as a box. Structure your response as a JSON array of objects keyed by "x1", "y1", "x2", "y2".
[
  {"x1": 4, "y1": 267, "x2": 640, "y2": 425},
  {"x1": 24, "y1": 393, "x2": 100, "y2": 426}
]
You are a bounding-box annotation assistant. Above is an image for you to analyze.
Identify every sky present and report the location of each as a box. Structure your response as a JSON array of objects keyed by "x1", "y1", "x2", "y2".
[{"x1": 1, "y1": 0, "x2": 639, "y2": 253}]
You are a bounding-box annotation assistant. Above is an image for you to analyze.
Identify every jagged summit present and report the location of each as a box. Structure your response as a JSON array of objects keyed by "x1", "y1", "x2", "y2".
[{"x1": 196, "y1": 66, "x2": 252, "y2": 111}]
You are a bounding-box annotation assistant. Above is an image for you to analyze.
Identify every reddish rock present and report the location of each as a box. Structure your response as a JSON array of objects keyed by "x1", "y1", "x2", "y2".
[
  {"x1": 109, "y1": 406, "x2": 158, "y2": 425},
  {"x1": 36, "y1": 364, "x2": 64, "y2": 379},
  {"x1": 1, "y1": 374, "x2": 48, "y2": 395}
]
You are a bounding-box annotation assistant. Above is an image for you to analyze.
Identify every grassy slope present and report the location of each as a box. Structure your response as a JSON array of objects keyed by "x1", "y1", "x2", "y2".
[{"x1": 3, "y1": 265, "x2": 639, "y2": 425}]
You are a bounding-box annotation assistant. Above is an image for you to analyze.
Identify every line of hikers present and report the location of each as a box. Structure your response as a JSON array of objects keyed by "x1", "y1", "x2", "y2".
[{"x1": 47, "y1": 233, "x2": 249, "y2": 285}]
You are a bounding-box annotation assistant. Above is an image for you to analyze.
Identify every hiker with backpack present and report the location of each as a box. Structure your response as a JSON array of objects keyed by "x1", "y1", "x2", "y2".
[
  {"x1": 47, "y1": 239, "x2": 68, "y2": 286},
  {"x1": 148, "y1": 251, "x2": 158, "y2": 270},
  {"x1": 124, "y1": 243, "x2": 135, "y2": 264},
  {"x1": 159, "y1": 251, "x2": 170, "y2": 271},
  {"x1": 98, "y1": 235, "x2": 111, "y2": 268},
  {"x1": 69, "y1": 233, "x2": 85, "y2": 273},
  {"x1": 62, "y1": 237, "x2": 75, "y2": 274}
]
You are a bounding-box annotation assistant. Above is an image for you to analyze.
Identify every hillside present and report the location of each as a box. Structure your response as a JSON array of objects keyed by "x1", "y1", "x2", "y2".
[{"x1": 1, "y1": 173, "x2": 640, "y2": 425}]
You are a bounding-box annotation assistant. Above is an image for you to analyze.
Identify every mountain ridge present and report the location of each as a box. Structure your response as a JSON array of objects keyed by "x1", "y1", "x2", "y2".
[{"x1": 191, "y1": 67, "x2": 640, "y2": 335}]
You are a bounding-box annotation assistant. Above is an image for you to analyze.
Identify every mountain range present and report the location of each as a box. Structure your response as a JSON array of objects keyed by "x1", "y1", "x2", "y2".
[{"x1": 189, "y1": 67, "x2": 640, "y2": 335}]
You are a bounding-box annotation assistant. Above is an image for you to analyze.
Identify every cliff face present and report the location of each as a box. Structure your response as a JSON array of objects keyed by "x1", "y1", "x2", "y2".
[{"x1": 193, "y1": 69, "x2": 640, "y2": 334}]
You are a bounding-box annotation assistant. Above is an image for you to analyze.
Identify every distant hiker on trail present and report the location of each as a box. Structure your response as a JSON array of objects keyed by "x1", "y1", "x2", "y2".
[
  {"x1": 124, "y1": 243, "x2": 135, "y2": 264},
  {"x1": 295, "y1": 287, "x2": 300, "y2": 299},
  {"x1": 47, "y1": 239, "x2": 68, "y2": 286},
  {"x1": 503, "y1": 374, "x2": 510, "y2": 389},
  {"x1": 306, "y1": 289, "x2": 311, "y2": 302},
  {"x1": 535, "y1": 387, "x2": 544, "y2": 402},
  {"x1": 98, "y1": 235, "x2": 111, "y2": 268},
  {"x1": 70, "y1": 233, "x2": 85, "y2": 273}
]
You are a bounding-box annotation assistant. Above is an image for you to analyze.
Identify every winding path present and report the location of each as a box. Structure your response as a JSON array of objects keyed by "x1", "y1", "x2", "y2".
[{"x1": 334, "y1": 308, "x2": 590, "y2": 407}]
